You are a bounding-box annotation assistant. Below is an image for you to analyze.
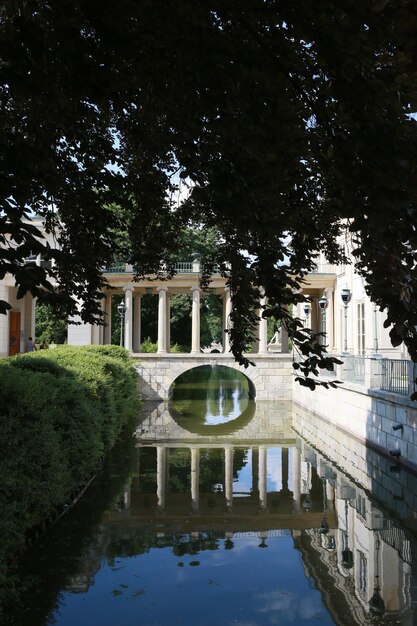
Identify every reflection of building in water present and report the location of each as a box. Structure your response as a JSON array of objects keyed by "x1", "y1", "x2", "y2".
[
  {"x1": 64, "y1": 404, "x2": 417, "y2": 625},
  {"x1": 105, "y1": 438, "x2": 336, "y2": 531},
  {"x1": 130, "y1": 402, "x2": 417, "y2": 623},
  {"x1": 295, "y1": 437, "x2": 417, "y2": 625},
  {"x1": 107, "y1": 439, "x2": 417, "y2": 624},
  {"x1": 65, "y1": 525, "x2": 110, "y2": 594}
]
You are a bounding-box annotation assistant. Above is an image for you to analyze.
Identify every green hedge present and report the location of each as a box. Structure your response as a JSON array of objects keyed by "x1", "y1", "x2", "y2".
[{"x1": 0, "y1": 345, "x2": 139, "y2": 585}]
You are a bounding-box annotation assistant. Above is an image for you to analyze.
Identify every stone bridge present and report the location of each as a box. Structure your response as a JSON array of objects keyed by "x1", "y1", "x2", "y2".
[{"x1": 132, "y1": 353, "x2": 293, "y2": 401}]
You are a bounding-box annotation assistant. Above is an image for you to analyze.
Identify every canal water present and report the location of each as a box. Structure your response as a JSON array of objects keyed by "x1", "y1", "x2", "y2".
[{"x1": 6, "y1": 365, "x2": 417, "y2": 626}]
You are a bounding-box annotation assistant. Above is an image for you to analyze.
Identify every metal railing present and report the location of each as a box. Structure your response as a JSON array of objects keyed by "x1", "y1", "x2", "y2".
[
  {"x1": 104, "y1": 261, "x2": 198, "y2": 274},
  {"x1": 105, "y1": 261, "x2": 128, "y2": 273},
  {"x1": 324, "y1": 355, "x2": 412, "y2": 396},
  {"x1": 380, "y1": 359, "x2": 409, "y2": 395},
  {"x1": 175, "y1": 262, "x2": 194, "y2": 273}
]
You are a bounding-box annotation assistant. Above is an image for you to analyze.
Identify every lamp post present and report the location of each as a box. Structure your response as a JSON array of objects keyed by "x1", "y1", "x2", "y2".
[
  {"x1": 318, "y1": 292, "x2": 328, "y2": 346},
  {"x1": 117, "y1": 301, "x2": 126, "y2": 347},
  {"x1": 369, "y1": 533, "x2": 385, "y2": 617},
  {"x1": 341, "y1": 499, "x2": 354, "y2": 570},
  {"x1": 340, "y1": 287, "x2": 352, "y2": 354}
]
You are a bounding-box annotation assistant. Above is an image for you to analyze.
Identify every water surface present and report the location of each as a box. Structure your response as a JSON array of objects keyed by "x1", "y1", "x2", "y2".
[{"x1": 6, "y1": 365, "x2": 417, "y2": 626}]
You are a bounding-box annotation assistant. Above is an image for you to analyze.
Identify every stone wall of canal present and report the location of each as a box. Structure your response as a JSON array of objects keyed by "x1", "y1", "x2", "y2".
[{"x1": 294, "y1": 378, "x2": 417, "y2": 473}]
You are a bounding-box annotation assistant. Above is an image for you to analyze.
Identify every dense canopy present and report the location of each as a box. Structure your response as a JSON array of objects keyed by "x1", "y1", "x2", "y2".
[{"x1": 1, "y1": 0, "x2": 417, "y2": 382}]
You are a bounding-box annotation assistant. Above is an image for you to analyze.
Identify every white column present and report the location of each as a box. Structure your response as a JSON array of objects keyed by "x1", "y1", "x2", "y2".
[
  {"x1": 91, "y1": 322, "x2": 100, "y2": 345},
  {"x1": 166, "y1": 293, "x2": 171, "y2": 352},
  {"x1": 281, "y1": 323, "x2": 289, "y2": 353},
  {"x1": 191, "y1": 286, "x2": 201, "y2": 353},
  {"x1": 191, "y1": 447, "x2": 200, "y2": 512},
  {"x1": 124, "y1": 287, "x2": 133, "y2": 351},
  {"x1": 327, "y1": 288, "x2": 335, "y2": 351},
  {"x1": 0, "y1": 285, "x2": 9, "y2": 357},
  {"x1": 259, "y1": 445, "x2": 267, "y2": 510},
  {"x1": 223, "y1": 287, "x2": 232, "y2": 353},
  {"x1": 156, "y1": 446, "x2": 167, "y2": 511},
  {"x1": 224, "y1": 446, "x2": 234, "y2": 510},
  {"x1": 157, "y1": 287, "x2": 168, "y2": 353},
  {"x1": 133, "y1": 294, "x2": 141, "y2": 352},
  {"x1": 30, "y1": 295, "x2": 36, "y2": 339},
  {"x1": 103, "y1": 294, "x2": 112, "y2": 344},
  {"x1": 258, "y1": 296, "x2": 268, "y2": 353}
]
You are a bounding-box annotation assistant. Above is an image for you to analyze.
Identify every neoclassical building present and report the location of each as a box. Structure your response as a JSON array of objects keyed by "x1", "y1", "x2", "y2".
[{"x1": 0, "y1": 217, "x2": 407, "y2": 360}]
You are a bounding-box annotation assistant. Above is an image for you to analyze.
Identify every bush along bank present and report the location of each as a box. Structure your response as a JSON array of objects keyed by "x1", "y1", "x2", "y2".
[{"x1": 0, "y1": 345, "x2": 139, "y2": 587}]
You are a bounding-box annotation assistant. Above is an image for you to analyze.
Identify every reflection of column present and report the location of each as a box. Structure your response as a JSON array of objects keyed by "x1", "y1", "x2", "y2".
[
  {"x1": 124, "y1": 287, "x2": 133, "y2": 351},
  {"x1": 133, "y1": 294, "x2": 141, "y2": 352},
  {"x1": 251, "y1": 447, "x2": 259, "y2": 498},
  {"x1": 258, "y1": 296, "x2": 268, "y2": 354},
  {"x1": 224, "y1": 446, "x2": 234, "y2": 510},
  {"x1": 103, "y1": 294, "x2": 112, "y2": 344},
  {"x1": 123, "y1": 482, "x2": 131, "y2": 510},
  {"x1": 292, "y1": 447, "x2": 301, "y2": 512},
  {"x1": 223, "y1": 287, "x2": 232, "y2": 353},
  {"x1": 326, "y1": 481, "x2": 335, "y2": 510},
  {"x1": 191, "y1": 286, "x2": 200, "y2": 353},
  {"x1": 157, "y1": 287, "x2": 168, "y2": 353},
  {"x1": 259, "y1": 446, "x2": 267, "y2": 510},
  {"x1": 157, "y1": 446, "x2": 167, "y2": 511},
  {"x1": 281, "y1": 447, "x2": 289, "y2": 494},
  {"x1": 191, "y1": 447, "x2": 200, "y2": 512}
]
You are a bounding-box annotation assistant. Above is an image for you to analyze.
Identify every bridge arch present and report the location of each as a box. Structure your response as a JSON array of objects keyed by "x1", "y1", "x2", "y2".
[
  {"x1": 168, "y1": 363, "x2": 256, "y2": 400},
  {"x1": 133, "y1": 354, "x2": 293, "y2": 402}
]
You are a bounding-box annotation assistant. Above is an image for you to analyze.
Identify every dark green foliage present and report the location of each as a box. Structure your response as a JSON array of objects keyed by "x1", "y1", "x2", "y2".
[
  {"x1": 2, "y1": 2, "x2": 417, "y2": 386},
  {"x1": 35, "y1": 302, "x2": 68, "y2": 345},
  {"x1": 0, "y1": 345, "x2": 139, "y2": 588}
]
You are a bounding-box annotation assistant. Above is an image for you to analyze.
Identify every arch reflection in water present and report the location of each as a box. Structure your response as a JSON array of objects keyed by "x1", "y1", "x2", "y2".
[{"x1": 169, "y1": 364, "x2": 256, "y2": 435}]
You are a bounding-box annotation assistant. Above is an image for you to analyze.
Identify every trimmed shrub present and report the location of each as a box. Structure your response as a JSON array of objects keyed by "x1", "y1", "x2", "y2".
[{"x1": 0, "y1": 345, "x2": 139, "y2": 587}]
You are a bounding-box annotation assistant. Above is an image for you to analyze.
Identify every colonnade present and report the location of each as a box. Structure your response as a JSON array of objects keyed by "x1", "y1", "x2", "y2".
[
  {"x1": 154, "y1": 445, "x2": 303, "y2": 513},
  {"x1": 104, "y1": 286, "x2": 289, "y2": 354}
]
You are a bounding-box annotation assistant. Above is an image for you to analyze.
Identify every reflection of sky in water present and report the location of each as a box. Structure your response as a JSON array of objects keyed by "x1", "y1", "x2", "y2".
[
  {"x1": 234, "y1": 449, "x2": 295, "y2": 496},
  {"x1": 52, "y1": 535, "x2": 334, "y2": 626}
]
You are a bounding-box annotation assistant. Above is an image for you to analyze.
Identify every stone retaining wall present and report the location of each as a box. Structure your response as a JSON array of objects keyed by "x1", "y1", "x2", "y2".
[
  {"x1": 292, "y1": 403, "x2": 417, "y2": 529},
  {"x1": 293, "y1": 379, "x2": 417, "y2": 472}
]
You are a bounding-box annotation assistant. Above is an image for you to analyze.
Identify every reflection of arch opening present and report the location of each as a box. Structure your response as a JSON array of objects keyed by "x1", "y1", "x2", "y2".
[{"x1": 168, "y1": 365, "x2": 257, "y2": 435}]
